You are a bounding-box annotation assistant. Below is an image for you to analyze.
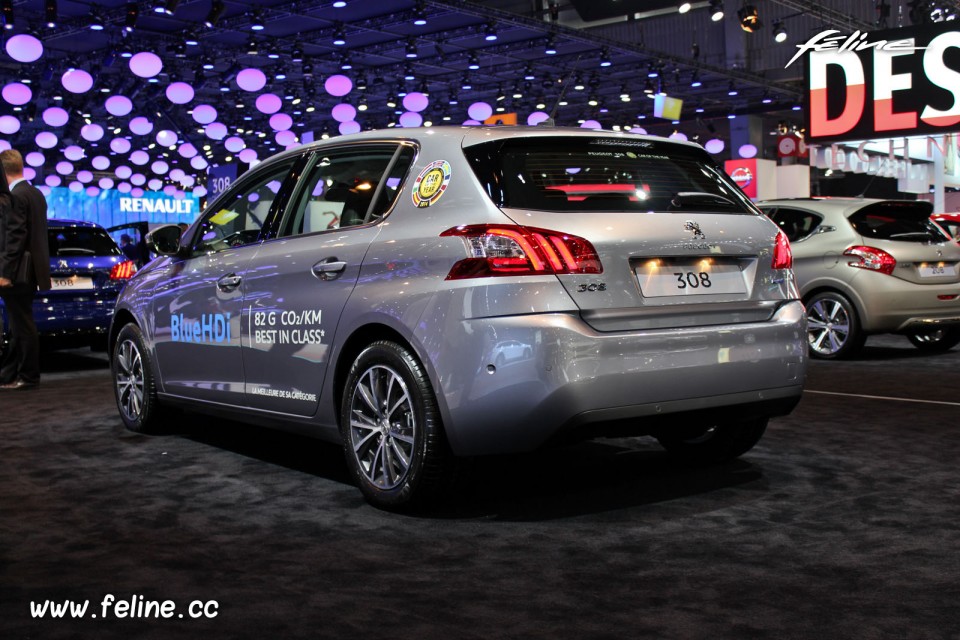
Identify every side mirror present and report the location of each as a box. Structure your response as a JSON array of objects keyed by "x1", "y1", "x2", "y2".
[{"x1": 146, "y1": 225, "x2": 183, "y2": 256}]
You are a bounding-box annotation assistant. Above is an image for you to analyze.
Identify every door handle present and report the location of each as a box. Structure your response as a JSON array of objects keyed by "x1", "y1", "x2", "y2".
[
  {"x1": 217, "y1": 273, "x2": 242, "y2": 291},
  {"x1": 312, "y1": 259, "x2": 347, "y2": 281}
]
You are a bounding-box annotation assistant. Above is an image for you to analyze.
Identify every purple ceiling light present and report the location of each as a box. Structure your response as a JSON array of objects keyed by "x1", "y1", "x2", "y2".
[
  {"x1": 467, "y1": 102, "x2": 492, "y2": 121},
  {"x1": 148, "y1": 179, "x2": 163, "y2": 191},
  {"x1": 56, "y1": 161, "x2": 74, "y2": 175},
  {"x1": 324, "y1": 74, "x2": 352, "y2": 97},
  {"x1": 193, "y1": 185, "x2": 208, "y2": 198},
  {"x1": 26, "y1": 152, "x2": 45, "y2": 167},
  {"x1": 110, "y1": 138, "x2": 132, "y2": 154},
  {"x1": 129, "y1": 117, "x2": 153, "y2": 135},
  {"x1": 238, "y1": 148, "x2": 258, "y2": 164},
  {"x1": 99, "y1": 177, "x2": 115, "y2": 189},
  {"x1": 45, "y1": 175, "x2": 62, "y2": 187},
  {"x1": 191, "y1": 156, "x2": 209, "y2": 170},
  {"x1": 129, "y1": 52, "x2": 163, "y2": 78},
  {"x1": 205, "y1": 122, "x2": 227, "y2": 140},
  {"x1": 255, "y1": 93, "x2": 282, "y2": 114},
  {"x1": 0, "y1": 115, "x2": 20, "y2": 134},
  {"x1": 69, "y1": 181, "x2": 84, "y2": 193},
  {"x1": 224, "y1": 136, "x2": 245, "y2": 153},
  {"x1": 166, "y1": 82, "x2": 195, "y2": 104},
  {"x1": 77, "y1": 170, "x2": 94, "y2": 183},
  {"x1": 339, "y1": 121, "x2": 361, "y2": 135},
  {"x1": 269, "y1": 113, "x2": 292, "y2": 131},
  {"x1": 399, "y1": 111, "x2": 423, "y2": 128},
  {"x1": 64, "y1": 145, "x2": 85, "y2": 161},
  {"x1": 61, "y1": 69, "x2": 94, "y2": 94},
  {"x1": 331, "y1": 103, "x2": 356, "y2": 123},
  {"x1": 131, "y1": 173, "x2": 146, "y2": 186},
  {"x1": 156, "y1": 129, "x2": 178, "y2": 146},
  {"x1": 81, "y1": 123, "x2": 105, "y2": 141},
  {"x1": 42, "y1": 107, "x2": 68, "y2": 127},
  {"x1": 580, "y1": 120, "x2": 602, "y2": 129},
  {"x1": 236, "y1": 68, "x2": 267, "y2": 92},
  {"x1": 92, "y1": 156, "x2": 111, "y2": 170},
  {"x1": 86, "y1": 186, "x2": 100, "y2": 197},
  {"x1": 6, "y1": 34, "x2": 44, "y2": 63},
  {"x1": 275, "y1": 130, "x2": 297, "y2": 146},
  {"x1": 169, "y1": 168, "x2": 185, "y2": 182},
  {"x1": 23, "y1": 167, "x2": 36, "y2": 181},
  {"x1": 131, "y1": 188, "x2": 145, "y2": 197},
  {"x1": 115, "y1": 165, "x2": 133, "y2": 179},
  {"x1": 151, "y1": 160, "x2": 169, "y2": 175},
  {"x1": 130, "y1": 150, "x2": 150, "y2": 165},
  {"x1": 2, "y1": 82, "x2": 32, "y2": 106},
  {"x1": 705, "y1": 139, "x2": 725, "y2": 154},
  {"x1": 163, "y1": 185, "x2": 177, "y2": 196},
  {"x1": 35, "y1": 131, "x2": 58, "y2": 148},
  {"x1": 178, "y1": 143, "x2": 198, "y2": 158},
  {"x1": 105, "y1": 95, "x2": 133, "y2": 116},
  {"x1": 527, "y1": 111, "x2": 549, "y2": 126},
  {"x1": 118, "y1": 182, "x2": 132, "y2": 194},
  {"x1": 191, "y1": 104, "x2": 217, "y2": 124},
  {"x1": 403, "y1": 92, "x2": 429, "y2": 112}
]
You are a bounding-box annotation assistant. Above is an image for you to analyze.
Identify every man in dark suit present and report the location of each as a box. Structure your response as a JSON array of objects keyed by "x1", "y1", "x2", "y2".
[{"x1": 0, "y1": 149, "x2": 50, "y2": 390}]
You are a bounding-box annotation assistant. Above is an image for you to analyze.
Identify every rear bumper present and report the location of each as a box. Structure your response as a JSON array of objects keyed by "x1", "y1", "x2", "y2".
[
  {"x1": 422, "y1": 300, "x2": 807, "y2": 456},
  {"x1": 850, "y1": 271, "x2": 960, "y2": 332}
]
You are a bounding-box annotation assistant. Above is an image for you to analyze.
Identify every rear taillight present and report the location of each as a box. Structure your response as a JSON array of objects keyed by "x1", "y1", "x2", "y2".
[
  {"x1": 772, "y1": 230, "x2": 793, "y2": 269},
  {"x1": 441, "y1": 224, "x2": 602, "y2": 280},
  {"x1": 843, "y1": 245, "x2": 896, "y2": 275},
  {"x1": 109, "y1": 260, "x2": 137, "y2": 280}
]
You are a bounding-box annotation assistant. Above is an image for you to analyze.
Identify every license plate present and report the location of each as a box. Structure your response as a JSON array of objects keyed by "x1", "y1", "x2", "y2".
[
  {"x1": 50, "y1": 276, "x2": 94, "y2": 290},
  {"x1": 636, "y1": 261, "x2": 746, "y2": 297},
  {"x1": 918, "y1": 264, "x2": 957, "y2": 277}
]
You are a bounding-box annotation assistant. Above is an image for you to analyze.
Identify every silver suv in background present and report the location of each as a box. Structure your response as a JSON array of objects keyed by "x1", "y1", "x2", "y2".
[
  {"x1": 110, "y1": 127, "x2": 807, "y2": 510},
  {"x1": 759, "y1": 198, "x2": 960, "y2": 358}
]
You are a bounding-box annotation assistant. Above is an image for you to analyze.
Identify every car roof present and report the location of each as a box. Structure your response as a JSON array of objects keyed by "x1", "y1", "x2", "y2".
[
  {"x1": 261, "y1": 125, "x2": 706, "y2": 167},
  {"x1": 47, "y1": 219, "x2": 105, "y2": 229},
  {"x1": 756, "y1": 197, "x2": 932, "y2": 217}
]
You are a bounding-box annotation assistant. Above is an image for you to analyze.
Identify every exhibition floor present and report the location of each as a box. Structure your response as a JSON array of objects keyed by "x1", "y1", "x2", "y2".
[{"x1": 1, "y1": 338, "x2": 958, "y2": 639}]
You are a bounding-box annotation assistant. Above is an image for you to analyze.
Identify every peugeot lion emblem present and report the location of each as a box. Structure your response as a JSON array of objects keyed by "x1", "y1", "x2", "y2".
[
  {"x1": 58, "y1": 259, "x2": 69, "y2": 270},
  {"x1": 684, "y1": 220, "x2": 706, "y2": 240}
]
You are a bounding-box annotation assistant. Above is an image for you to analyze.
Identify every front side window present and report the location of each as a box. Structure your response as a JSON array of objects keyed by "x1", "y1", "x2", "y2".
[
  {"x1": 282, "y1": 145, "x2": 411, "y2": 237},
  {"x1": 465, "y1": 137, "x2": 758, "y2": 214},
  {"x1": 191, "y1": 160, "x2": 297, "y2": 255}
]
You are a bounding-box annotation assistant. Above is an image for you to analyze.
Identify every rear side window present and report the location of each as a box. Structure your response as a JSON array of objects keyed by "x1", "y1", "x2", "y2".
[
  {"x1": 465, "y1": 137, "x2": 757, "y2": 214},
  {"x1": 48, "y1": 227, "x2": 122, "y2": 257},
  {"x1": 848, "y1": 201, "x2": 947, "y2": 243},
  {"x1": 766, "y1": 207, "x2": 823, "y2": 242}
]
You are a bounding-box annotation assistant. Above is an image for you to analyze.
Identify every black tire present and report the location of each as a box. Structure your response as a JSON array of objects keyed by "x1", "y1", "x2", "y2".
[
  {"x1": 805, "y1": 291, "x2": 865, "y2": 359},
  {"x1": 111, "y1": 323, "x2": 165, "y2": 433},
  {"x1": 906, "y1": 327, "x2": 960, "y2": 353},
  {"x1": 339, "y1": 340, "x2": 456, "y2": 510},
  {"x1": 656, "y1": 418, "x2": 768, "y2": 466}
]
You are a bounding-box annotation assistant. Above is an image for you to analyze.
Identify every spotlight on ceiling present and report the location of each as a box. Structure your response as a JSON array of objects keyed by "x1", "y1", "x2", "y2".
[
  {"x1": 89, "y1": 6, "x2": 104, "y2": 31},
  {"x1": 709, "y1": 0, "x2": 724, "y2": 22},
  {"x1": 123, "y1": 1, "x2": 139, "y2": 31},
  {"x1": 544, "y1": 35, "x2": 557, "y2": 55},
  {"x1": 161, "y1": 0, "x2": 180, "y2": 16},
  {"x1": 599, "y1": 48, "x2": 612, "y2": 67},
  {"x1": 44, "y1": 0, "x2": 57, "y2": 28},
  {"x1": 738, "y1": 5, "x2": 761, "y2": 32},
  {"x1": 678, "y1": 2, "x2": 692, "y2": 13},
  {"x1": 413, "y1": 1, "x2": 427, "y2": 26},
  {"x1": 773, "y1": 21, "x2": 787, "y2": 42},
  {"x1": 250, "y1": 10, "x2": 265, "y2": 31},
  {"x1": 484, "y1": 22, "x2": 498, "y2": 41},
  {"x1": 204, "y1": 0, "x2": 224, "y2": 28},
  {"x1": 690, "y1": 71, "x2": 702, "y2": 87},
  {"x1": 332, "y1": 24, "x2": 346, "y2": 45}
]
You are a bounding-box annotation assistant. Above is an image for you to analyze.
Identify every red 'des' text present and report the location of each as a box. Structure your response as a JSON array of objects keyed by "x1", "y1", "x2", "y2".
[{"x1": 805, "y1": 22, "x2": 960, "y2": 142}]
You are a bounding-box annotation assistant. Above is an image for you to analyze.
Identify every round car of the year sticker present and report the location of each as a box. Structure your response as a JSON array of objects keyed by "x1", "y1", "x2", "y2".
[{"x1": 412, "y1": 160, "x2": 451, "y2": 208}]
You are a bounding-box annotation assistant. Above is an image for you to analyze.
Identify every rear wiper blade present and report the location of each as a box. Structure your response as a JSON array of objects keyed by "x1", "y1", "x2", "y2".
[{"x1": 670, "y1": 191, "x2": 738, "y2": 209}]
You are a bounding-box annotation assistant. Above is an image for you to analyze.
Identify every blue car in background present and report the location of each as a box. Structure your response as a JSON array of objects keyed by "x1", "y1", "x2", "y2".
[{"x1": 0, "y1": 219, "x2": 137, "y2": 353}]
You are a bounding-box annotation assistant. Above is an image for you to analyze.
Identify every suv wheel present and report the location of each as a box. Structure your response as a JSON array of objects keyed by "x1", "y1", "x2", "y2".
[
  {"x1": 112, "y1": 323, "x2": 165, "y2": 433},
  {"x1": 805, "y1": 291, "x2": 865, "y2": 359},
  {"x1": 906, "y1": 327, "x2": 960, "y2": 353},
  {"x1": 656, "y1": 418, "x2": 768, "y2": 465},
  {"x1": 340, "y1": 341, "x2": 455, "y2": 510}
]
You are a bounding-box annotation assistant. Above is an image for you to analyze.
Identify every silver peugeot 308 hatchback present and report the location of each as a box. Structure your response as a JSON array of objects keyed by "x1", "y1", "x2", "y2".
[{"x1": 110, "y1": 127, "x2": 807, "y2": 510}]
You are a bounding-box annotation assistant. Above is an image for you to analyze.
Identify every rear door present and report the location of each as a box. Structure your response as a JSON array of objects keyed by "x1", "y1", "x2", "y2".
[
  {"x1": 240, "y1": 143, "x2": 415, "y2": 415},
  {"x1": 464, "y1": 137, "x2": 790, "y2": 332}
]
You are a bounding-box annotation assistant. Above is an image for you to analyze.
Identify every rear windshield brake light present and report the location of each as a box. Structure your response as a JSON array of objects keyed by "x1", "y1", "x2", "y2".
[{"x1": 441, "y1": 224, "x2": 602, "y2": 280}]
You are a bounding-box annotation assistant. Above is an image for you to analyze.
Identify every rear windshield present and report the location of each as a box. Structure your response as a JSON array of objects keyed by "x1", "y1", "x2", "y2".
[
  {"x1": 465, "y1": 137, "x2": 758, "y2": 214},
  {"x1": 848, "y1": 201, "x2": 947, "y2": 243},
  {"x1": 48, "y1": 227, "x2": 122, "y2": 257}
]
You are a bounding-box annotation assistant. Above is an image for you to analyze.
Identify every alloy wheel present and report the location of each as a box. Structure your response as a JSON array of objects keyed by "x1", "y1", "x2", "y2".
[
  {"x1": 348, "y1": 364, "x2": 417, "y2": 490},
  {"x1": 807, "y1": 298, "x2": 851, "y2": 356},
  {"x1": 115, "y1": 338, "x2": 145, "y2": 422}
]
